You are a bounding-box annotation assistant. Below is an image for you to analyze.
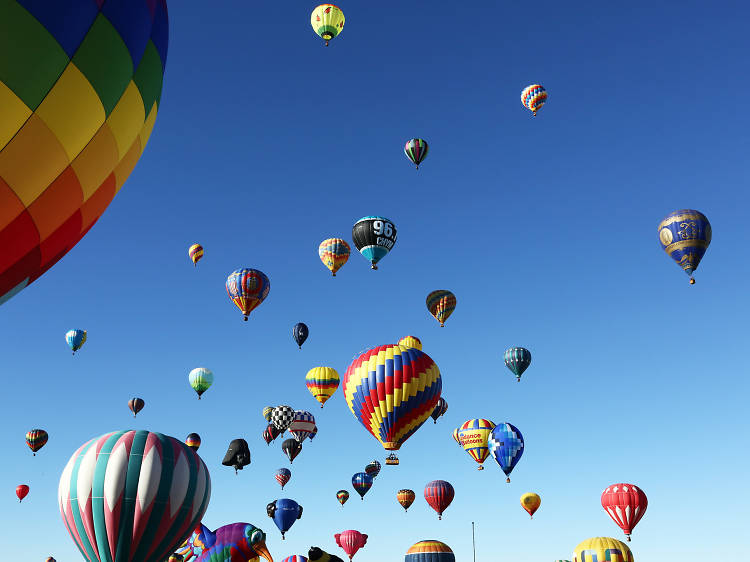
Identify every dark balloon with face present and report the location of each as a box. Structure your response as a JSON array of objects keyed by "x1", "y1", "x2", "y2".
[{"x1": 222, "y1": 438, "x2": 251, "y2": 473}]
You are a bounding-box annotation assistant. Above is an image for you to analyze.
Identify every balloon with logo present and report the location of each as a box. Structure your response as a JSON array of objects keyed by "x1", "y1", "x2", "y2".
[
  {"x1": 424, "y1": 480, "x2": 454, "y2": 520},
  {"x1": 430, "y1": 397, "x2": 448, "y2": 423},
  {"x1": 457, "y1": 418, "x2": 495, "y2": 469},
  {"x1": 521, "y1": 84, "x2": 547, "y2": 116},
  {"x1": 336, "y1": 490, "x2": 349, "y2": 506},
  {"x1": 275, "y1": 468, "x2": 292, "y2": 489},
  {"x1": 364, "y1": 460, "x2": 381, "y2": 479},
  {"x1": 25, "y1": 429, "x2": 48, "y2": 456},
  {"x1": 128, "y1": 397, "x2": 145, "y2": 417},
  {"x1": 226, "y1": 268, "x2": 271, "y2": 320},
  {"x1": 59, "y1": 430, "x2": 210, "y2": 561},
  {"x1": 404, "y1": 138, "x2": 429, "y2": 170},
  {"x1": 504, "y1": 347, "x2": 532, "y2": 382},
  {"x1": 189, "y1": 244, "x2": 203, "y2": 266},
  {"x1": 282, "y1": 439, "x2": 302, "y2": 463},
  {"x1": 319, "y1": 238, "x2": 350, "y2": 276},
  {"x1": 306, "y1": 367, "x2": 340, "y2": 408},
  {"x1": 16, "y1": 484, "x2": 29, "y2": 502},
  {"x1": 0, "y1": 1, "x2": 169, "y2": 307},
  {"x1": 572, "y1": 537, "x2": 633, "y2": 562},
  {"x1": 293, "y1": 323, "x2": 309, "y2": 349},
  {"x1": 398, "y1": 335, "x2": 422, "y2": 350},
  {"x1": 521, "y1": 493, "x2": 541, "y2": 518},
  {"x1": 267, "y1": 498, "x2": 303, "y2": 540},
  {"x1": 352, "y1": 472, "x2": 373, "y2": 500},
  {"x1": 488, "y1": 422, "x2": 524, "y2": 482},
  {"x1": 343, "y1": 344, "x2": 442, "y2": 464},
  {"x1": 601, "y1": 483, "x2": 648, "y2": 541},
  {"x1": 426, "y1": 290, "x2": 456, "y2": 327},
  {"x1": 451, "y1": 428, "x2": 461, "y2": 446},
  {"x1": 658, "y1": 209, "x2": 711, "y2": 284},
  {"x1": 334, "y1": 530, "x2": 367, "y2": 561},
  {"x1": 65, "y1": 329, "x2": 87, "y2": 355},
  {"x1": 405, "y1": 541, "x2": 455, "y2": 562},
  {"x1": 189, "y1": 367, "x2": 213, "y2": 399},
  {"x1": 396, "y1": 489, "x2": 415, "y2": 512},
  {"x1": 311, "y1": 4, "x2": 345, "y2": 46},
  {"x1": 290, "y1": 410, "x2": 316, "y2": 443},
  {"x1": 352, "y1": 216, "x2": 397, "y2": 270},
  {"x1": 185, "y1": 433, "x2": 201, "y2": 452}
]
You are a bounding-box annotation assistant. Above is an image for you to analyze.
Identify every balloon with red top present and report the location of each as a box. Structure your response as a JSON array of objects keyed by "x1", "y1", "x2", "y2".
[
  {"x1": 334, "y1": 530, "x2": 367, "y2": 561},
  {"x1": 601, "y1": 483, "x2": 648, "y2": 541}
]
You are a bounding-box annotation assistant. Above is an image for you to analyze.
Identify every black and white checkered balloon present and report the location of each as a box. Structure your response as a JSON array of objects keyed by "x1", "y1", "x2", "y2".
[{"x1": 271, "y1": 405, "x2": 295, "y2": 432}]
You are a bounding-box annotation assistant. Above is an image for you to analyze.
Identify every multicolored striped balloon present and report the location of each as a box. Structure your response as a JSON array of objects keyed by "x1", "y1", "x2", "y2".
[
  {"x1": 25, "y1": 428, "x2": 48, "y2": 455},
  {"x1": 318, "y1": 238, "x2": 350, "y2": 276},
  {"x1": 424, "y1": 480, "x2": 454, "y2": 520},
  {"x1": 521, "y1": 84, "x2": 547, "y2": 116},
  {"x1": 263, "y1": 406, "x2": 275, "y2": 421},
  {"x1": 572, "y1": 537, "x2": 633, "y2": 562},
  {"x1": 185, "y1": 433, "x2": 201, "y2": 452},
  {"x1": 404, "y1": 138, "x2": 429, "y2": 170},
  {"x1": 0, "y1": 1, "x2": 169, "y2": 306},
  {"x1": 658, "y1": 209, "x2": 711, "y2": 284},
  {"x1": 282, "y1": 556, "x2": 308, "y2": 562},
  {"x1": 458, "y1": 418, "x2": 495, "y2": 469},
  {"x1": 488, "y1": 422, "x2": 524, "y2": 482},
  {"x1": 128, "y1": 397, "x2": 145, "y2": 417},
  {"x1": 351, "y1": 472, "x2": 373, "y2": 500},
  {"x1": 188, "y1": 244, "x2": 203, "y2": 266},
  {"x1": 364, "y1": 460, "x2": 381, "y2": 479},
  {"x1": 65, "y1": 329, "x2": 87, "y2": 354},
  {"x1": 310, "y1": 4, "x2": 345, "y2": 46},
  {"x1": 58, "y1": 430, "x2": 210, "y2": 562},
  {"x1": 404, "y1": 540, "x2": 455, "y2": 562},
  {"x1": 343, "y1": 344, "x2": 442, "y2": 455},
  {"x1": 426, "y1": 290, "x2": 456, "y2": 327},
  {"x1": 398, "y1": 335, "x2": 422, "y2": 350},
  {"x1": 305, "y1": 367, "x2": 340, "y2": 408},
  {"x1": 396, "y1": 489, "x2": 415, "y2": 512},
  {"x1": 336, "y1": 490, "x2": 349, "y2": 506},
  {"x1": 504, "y1": 347, "x2": 532, "y2": 382},
  {"x1": 226, "y1": 268, "x2": 271, "y2": 321}
]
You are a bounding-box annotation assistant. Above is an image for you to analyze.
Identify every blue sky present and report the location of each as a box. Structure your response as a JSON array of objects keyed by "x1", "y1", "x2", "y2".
[{"x1": 3, "y1": 1, "x2": 749, "y2": 560}]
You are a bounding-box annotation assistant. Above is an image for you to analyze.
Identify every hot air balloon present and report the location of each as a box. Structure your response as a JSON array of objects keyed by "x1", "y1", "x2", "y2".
[
  {"x1": 343, "y1": 344, "x2": 442, "y2": 463},
  {"x1": 404, "y1": 138, "x2": 429, "y2": 170},
  {"x1": 311, "y1": 4, "x2": 345, "y2": 46},
  {"x1": 275, "y1": 468, "x2": 292, "y2": 489},
  {"x1": 46, "y1": 558, "x2": 57, "y2": 562},
  {"x1": 336, "y1": 490, "x2": 350, "y2": 506},
  {"x1": 175, "y1": 522, "x2": 273, "y2": 562},
  {"x1": 451, "y1": 427, "x2": 461, "y2": 445},
  {"x1": 351, "y1": 216, "x2": 397, "y2": 270},
  {"x1": 289, "y1": 410, "x2": 316, "y2": 443},
  {"x1": 263, "y1": 406, "x2": 275, "y2": 421},
  {"x1": 65, "y1": 329, "x2": 87, "y2": 355},
  {"x1": 309, "y1": 425, "x2": 319, "y2": 441},
  {"x1": 0, "y1": 1, "x2": 169, "y2": 307},
  {"x1": 272, "y1": 405, "x2": 296, "y2": 434},
  {"x1": 309, "y1": 547, "x2": 345, "y2": 562},
  {"x1": 222, "y1": 438, "x2": 251, "y2": 473},
  {"x1": 572, "y1": 537, "x2": 633, "y2": 562},
  {"x1": 457, "y1": 418, "x2": 495, "y2": 469},
  {"x1": 521, "y1": 493, "x2": 541, "y2": 518},
  {"x1": 397, "y1": 335, "x2": 422, "y2": 350},
  {"x1": 282, "y1": 439, "x2": 302, "y2": 463},
  {"x1": 334, "y1": 530, "x2": 367, "y2": 561},
  {"x1": 396, "y1": 489, "x2": 415, "y2": 512},
  {"x1": 405, "y1": 541, "x2": 455, "y2": 562},
  {"x1": 488, "y1": 422, "x2": 524, "y2": 482},
  {"x1": 601, "y1": 483, "x2": 648, "y2": 541},
  {"x1": 59, "y1": 430, "x2": 210, "y2": 561},
  {"x1": 189, "y1": 367, "x2": 213, "y2": 399},
  {"x1": 431, "y1": 397, "x2": 448, "y2": 423},
  {"x1": 352, "y1": 473, "x2": 373, "y2": 500},
  {"x1": 424, "y1": 480, "x2": 454, "y2": 520},
  {"x1": 305, "y1": 367, "x2": 340, "y2": 408},
  {"x1": 189, "y1": 244, "x2": 204, "y2": 266},
  {"x1": 364, "y1": 460, "x2": 381, "y2": 479},
  {"x1": 185, "y1": 433, "x2": 201, "y2": 452},
  {"x1": 521, "y1": 84, "x2": 547, "y2": 116},
  {"x1": 319, "y1": 238, "x2": 350, "y2": 276},
  {"x1": 293, "y1": 323, "x2": 309, "y2": 349},
  {"x1": 658, "y1": 209, "x2": 711, "y2": 284},
  {"x1": 264, "y1": 424, "x2": 281, "y2": 445},
  {"x1": 16, "y1": 484, "x2": 29, "y2": 502},
  {"x1": 226, "y1": 268, "x2": 271, "y2": 320},
  {"x1": 128, "y1": 397, "x2": 145, "y2": 417},
  {"x1": 426, "y1": 290, "x2": 456, "y2": 327},
  {"x1": 25, "y1": 429, "x2": 47, "y2": 455},
  {"x1": 283, "y1": 557, "x2": 308, "y2": 562},
  {"x1": 504, "y1": 347, "x2": 532, "y2": 382},
  {"x1": 267, "y1": 498, "x2": 303, "y2": 539}
]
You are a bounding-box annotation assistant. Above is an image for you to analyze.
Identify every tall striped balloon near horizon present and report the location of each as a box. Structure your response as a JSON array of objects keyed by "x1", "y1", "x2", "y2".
[
  {"x1": 0, "y1": 1, "x2": 169, "y2": 305},
  {"x1": 58, "y1": 430, "x2": 210, "y2": 562}
]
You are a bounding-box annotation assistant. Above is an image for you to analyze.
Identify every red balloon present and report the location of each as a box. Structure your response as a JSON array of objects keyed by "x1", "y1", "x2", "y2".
[
  {"x1": 16, "y1": 484, "x2": 29, "y2": 502},
  {"x1": 334, "y1": 529, "x2": 368, "y2": 560},
  {"x1": 601, "y1": 483, "x2": 648, "y2": 541},
  {"x1": 128, "y1": 397, "x2": 145, "y2": 417},
  {"x1": 424, "y1": 480, "x2": 454, "y2": 520}
]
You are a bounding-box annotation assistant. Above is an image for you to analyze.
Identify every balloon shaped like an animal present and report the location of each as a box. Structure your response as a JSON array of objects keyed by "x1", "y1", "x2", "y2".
[
  {"x1": 223, "y1": 438, "x2": 251, "y2": 473},
  {"x1": 175, "y1": 522, "x2": 273, "y2": 562},
  {"x1": 334, "y1": 530, "x2": 367, "y2": 561},
  {"x1": 0, "y1": 1, "x2": 169, "y2": 306},
  {"x1": 59, "y1": 430, "x2": 210, "y2": 562}
]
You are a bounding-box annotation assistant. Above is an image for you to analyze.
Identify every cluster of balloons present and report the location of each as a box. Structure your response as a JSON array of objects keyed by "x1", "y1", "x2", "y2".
[
  {"x1": 261, "y1": 405, "x2": 319, "y2": 463},
  {"x1": 454, "y1": 418, "x2": 525, "y2": 481}
]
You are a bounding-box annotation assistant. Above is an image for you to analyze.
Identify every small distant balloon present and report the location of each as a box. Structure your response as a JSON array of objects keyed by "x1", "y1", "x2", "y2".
[
  {"x1": 364, "y1": 460, "x2": 381, "y2": 479},
  {"x1": 189, "y1": 367, "x2": 213, "y2": 399},
  {"x1": 272, "y1": 405, "x2": 296, "y2": 433},
  {"x1": 336, "y1": 490, "x2": 350, "y2": 506},
  {"x1": 185, "y1": 433, "x2": 201, "y2": 452},
  {"x1": 521, "y1": 493, "x2": 541, "y2": 518},
  {"x1": 290, "y1": 410, "x2": 316, "y2": 443},
  {"x1": 352, "y1": 472, "x2": 373, "y2": 500},
  {"x1": 282, "y1": 557, "x2": 308, "y2": 562},
  {"x1": 424, "y1": 480, "x2": 454, "y2": 520},
  {"x1": 65, "y1": 329, "x2": 87, "y2": 355},
  {"x1": 504, "y1": 347, "x2": 532, "y2": 382},
  {"x1": 397, "y1": 489, "x2": 415, "y2": 512},
  {"x1": 222, "y1": 438, "x2": 251, "y2": 474},
  {"x1": 311, "y1": 4, "x2": 345, "y2": 46},
  {"x1": 25, "y1": 429, "x2": 48, "y2": 455},
  {"x1": 275, "y1": 468, "x2": 292, "y2": 489},
  {"x1": 282, "y1": 438, "x2": 302, "y2": 463},
  {"x1": 334, "y1": 530, "x2": 367, "y2": 561},
  {"x1": 352, "y1": 216, "x2": 397, "y2": 270},
  {"x1": 263, "y1": 406, "x2": 275, "y2": 421},
  {"x1": 458, "y1": 418, "x2": 495, "y2": 469},
  {"x1": 431, "y1": 397, "x2": 448, "y2": 423},
  {"x1": 426, "y1": 290, "x2": 456, "y2": 327},
  {"x1": 189, "y1": 244, "x2": 204, "y2": 266},
  {"x1": 16, "y1": 484, "x2": 29, "y2": 502},
  {"x1": 404, "y1": 138, "x2": 429, "y2": 170},
  {"x1": 601, "y1": 483, "x2": 648, "y2": 541},
  {"x1": 128, "y1": 397, "x2": 145, "y2": 417},
  {"x1": 226, "y1": 268, "x2": 271, "y2": 320},
  {"x1": 306, "y1": 367, "x2": 340, "y2": 408},
  {"x1": 319, "y1": 238, "x2": 351, "y2": 276},
  {"x1": 658, "y1": 209, "x2": 711, "y2": 284},
  {"x1": 572, "y1": 537, "x2": 633, "y2": 562},
  {"x1": 293, "y1": 323, "x2": 309, "y2": 348},
  {"x1": 521, "y1": 84, "x2": 547, "y2": 116},
  {"x1": 264, "y1": 424, "x2": 281, "y2": 445},
  {"x1": 397, "y1": 335, "x2": 422, "y2": 350}
]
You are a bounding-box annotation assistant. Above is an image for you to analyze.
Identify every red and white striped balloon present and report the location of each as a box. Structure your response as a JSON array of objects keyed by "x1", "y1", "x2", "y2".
[
  {"x1": 58, "y1": 430, "x2": 211, "y2": 561},
  {"x1": 601, "y1": 483, "x2": 648, "y2": 541}
]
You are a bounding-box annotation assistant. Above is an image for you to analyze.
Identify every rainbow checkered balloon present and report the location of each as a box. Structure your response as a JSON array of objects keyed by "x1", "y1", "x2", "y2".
[{"x1": 0, "y1": 1, "x2": 169, "y2": 304}]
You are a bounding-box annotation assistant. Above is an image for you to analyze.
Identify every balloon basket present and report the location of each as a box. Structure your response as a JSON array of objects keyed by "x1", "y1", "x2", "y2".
[
  {"x1": 689, "y1": 278, "x2": 696, "y2": 284},
  {"x1": 506, "y1": 477, "x2": 511, "y2": 483},
  {"x1": 477, "y1": 466, "x2": 484, "y2": 470}
]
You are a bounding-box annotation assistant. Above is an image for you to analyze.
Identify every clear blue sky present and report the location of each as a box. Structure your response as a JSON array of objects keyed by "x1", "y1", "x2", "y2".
[{"x1": 4, "y1": 1, "x2": 749, "y2": 560}]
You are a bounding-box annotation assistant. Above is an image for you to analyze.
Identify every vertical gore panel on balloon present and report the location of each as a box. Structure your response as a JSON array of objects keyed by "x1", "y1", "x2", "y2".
[
  {"x1": 27, "y1": 166, "x2": 83, "y2": 239},
  {"x1": 0, "y1": 178, "x2": 26, "y2": 231},
  {"x1": 133, "y1": 42, "x2": 164, "y2": 113},
  {"x1": 0, "y1": 82, "x2": 32, "y2": 151},
  {"x1": 113, "y1": 136, "x2": 143, "y2": 191},
  {"x1": 0, "y1": 209, "x2": 40, "y2": 273},
  {"x1": 80, "y1": 174, "x2": 116, "y2": 230},
  {"x1": 71, "y1": 124, "x2": 120, "y2": 200},
  {"x1": 102, "y1": 0, "x2": 154, "y2": 67},
  {"x1": 17, "y1": 0, "x2": 100, "y2": 58},
  {"x1": 0, "y1": 1, "x2": 69, "y2": 109},
  {"x1": 0, "y1": 114, "x2": 69, "y2": 206},
  {"x1": 72, "y1": 14, "x2": 134, "y2": 116},
  {"x1": 35, "y1": 64, "x2": 106, "y2": 161},
  {"x1": 106, "y1": 81, "x2": 146, "y2": 157},
  {"x1": 38, "y1": 210, "x2": 83, "y2": 266},
  {"x1": 150, "y1": 0, "x2": 169, "y2": 65}
]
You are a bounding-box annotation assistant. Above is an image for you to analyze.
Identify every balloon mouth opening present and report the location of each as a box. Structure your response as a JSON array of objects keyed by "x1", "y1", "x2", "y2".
[
  {"x1": 383, "y1": 442, "x2": 399, "y2": 450},
  {"x1": 322, "y1": 32, "x2": 333, "y2": 40}
]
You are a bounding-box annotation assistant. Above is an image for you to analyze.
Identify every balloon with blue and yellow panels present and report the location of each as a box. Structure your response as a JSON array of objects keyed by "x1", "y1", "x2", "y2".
[
  {"x1": 658, "y1": 209, "x2": 711, "y2": 284},
  {"x1": 352, "y1": 216, "x2": 397, "y2": 270},
  {"x1": 572, "y1": 537, "x2": 633, "y2": 562}
]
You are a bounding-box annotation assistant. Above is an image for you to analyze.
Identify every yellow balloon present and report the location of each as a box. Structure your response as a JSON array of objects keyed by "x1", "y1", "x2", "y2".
[
  {"x1": 573, "y1": 537, "x2": 633, "y2": 562},
  {"x1": 305, "y1": 366, "x2": 340, "y2": 407},
  {"x1": 310, "y1": 4, "x2": 345, "y2": 46},
  {"x1": 457, "y1": 418, "x2": 495, "y2": 469},
  {"x1": 398, "y1": 335, "x2": 422, "y2": 350},
  {"x1": 520, "y1": 493, "x2": 541, "y2": 518}
]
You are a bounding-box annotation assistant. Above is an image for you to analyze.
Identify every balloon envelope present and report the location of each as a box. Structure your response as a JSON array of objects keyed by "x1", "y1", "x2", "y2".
[
  {"x1": 310, "y1": 4, "x2": 345, "y2": 45},
  {"x1": 289, "y1": 410, "x2": 316, "y2": 443},
  {"x1": 364, "y1": 460, "x2": 381, "y2": 478},
  {"x1": 601, "y1": 483, "x2": 648, "y2": 540},
  {"x1": 263, "y1": 406, "x2": 275, "y2": 421},
  {"x1": 521, "y1": 493, "x2": 541, "y2": 518},
  {"x1": 572, "y1": 537, "x2": 633, "y2": 562},
  {"x1": 188, "y1": 244, "x2": 203, "y2": 266},
  {"x1": 426, "y1": 290, "x2": 456, "y2": 327},
  {"x1": 66, "y1": 330, "x2": 87, "y2": 354},
  {"x1": 275, "y1": 468, "x2": 292, "y2": 489},
  {"x1": 185, "y1": 433, "x2": 201, "y2": 452},
  {"x1": 351, "y1": 216, "x2": 397, "y2": 269},
  {"x1": 305, "y1": 367, "x2": 340, "y2": 408},
  {"x1": 658, "y1": 209, "x2": 711, "y2": 282},
  {"x1": 319, "y1": 238, "x2": 350, "y2": 276},
  {"x1": 293, "y1": 323, "x2": 309, "y2": 348},
  {"x1": 58, "y1": 430, "x2": 210, "y2": 562},
  {"x1": 188, "y1": 367, "x2": 213, "y2": 398},
  {"x1": 272, "y1": 405, "x2": 295, "y2": 433},
  {"x1": 222, "y1": 438, "x2": 251, "y2": 472},
  {"x1": 128, "y1": 397, "x2": 145, "y2": 417},
  {"x1": 504, "y1": 347, "x2": 531, "y2": 381},
  {"x1": 226, "y1": 268, "x2": 270, "y2": 320},
  {"x1": 457, "y1": 418, "x2": 495, "y2": 469},
  {"x1": 267, "y1": 498, "x2": 302, "y2": 538},
  {"x1": 282, "y1": 439, "x2": 302, "y2": 463},
  {"x1": 16, "y1": 484, "x2": 29, "y2": 502},
  {"x1": 397, "y1": 335, "x2": 422, "y2": 350},
  {"x1": 488, "y1": 422, "x2": 524, "y2": 481},
  {"x1": 334, "y1": 530, "x2": 367, "y2": 561},
  {"x1": 430, "y1": 397, "x2": 448, "y2": 423},
  {"x1": 521, "y1": 84, "x2": 547, "y2": 115},
  {"x1": 396, "y1": 489, "x2": 415, "y2": 512},
  {"x1": 336, "y1": 490, "x2": 349, "y2": 506},
  {"x1": 404, "y1": 540, "x2": 455, "y2": 562},
  {"x1": 25, "y1": 428, "x2": 48, "y2": 454},
  {"x1": 404, "y1": 138, "x2": 429, "y2": 169},
  {"x1": 176, "y1": 522, "x2": 272, "y2": 562},
  {"x1": 424, "y1": 480, "x2": 454, "y2": 519},
  {"x1": 351, "y1": 472, "x2": 373, "y2": 499}
]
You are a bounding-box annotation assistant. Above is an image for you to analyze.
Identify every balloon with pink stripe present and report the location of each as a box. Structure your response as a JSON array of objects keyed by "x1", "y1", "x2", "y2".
[{"x1": 58, "y1": 430, "x2": 211, "y2": 561}]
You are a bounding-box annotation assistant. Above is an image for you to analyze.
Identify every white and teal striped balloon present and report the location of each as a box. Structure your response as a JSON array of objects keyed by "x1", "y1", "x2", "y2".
[{"x1": 58, "y1": 430, "x2": 211, "y2": 562}]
